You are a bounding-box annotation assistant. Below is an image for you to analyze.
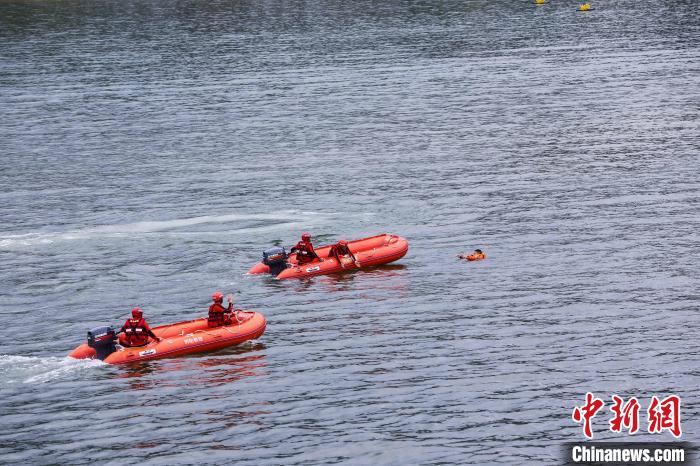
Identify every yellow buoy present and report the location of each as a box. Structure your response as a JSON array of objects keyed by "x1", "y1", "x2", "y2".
[
  {"x1": 535, "y1": 0, "x2": 545, "y2": 5},
  {"x1": 579, "y1": 3, "x2": 591, "y2": 11}
]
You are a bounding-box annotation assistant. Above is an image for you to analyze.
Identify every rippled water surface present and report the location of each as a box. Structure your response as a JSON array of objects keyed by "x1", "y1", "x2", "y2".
[{"x1": 1, "y1": 0, "x2": 699, "y2": 464}]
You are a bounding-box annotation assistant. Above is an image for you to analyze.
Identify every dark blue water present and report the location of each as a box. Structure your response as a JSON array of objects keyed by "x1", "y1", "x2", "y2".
[{"x1": 1, "y1": 0, "x2": 698, "y2": 464}]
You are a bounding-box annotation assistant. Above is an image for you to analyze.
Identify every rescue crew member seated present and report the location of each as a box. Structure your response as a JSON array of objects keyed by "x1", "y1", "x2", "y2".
[
  {"x1": 118, "y1": 307, "x2": 161, "y2": 347},
  {"x1": 290, "y1": 232, "x2": 321, "y2": 265},
  {"x1": 208, "y1": 291, "x2": 233, "y2": 327},
  {"x1": 327, "y1": 239, "x2": 358, "y2": 268}
]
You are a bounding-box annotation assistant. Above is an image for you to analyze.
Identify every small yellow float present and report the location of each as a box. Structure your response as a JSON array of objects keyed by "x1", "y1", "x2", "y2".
[{"x1": 579, "y1": 3, "x2": 591, "y2": 11}]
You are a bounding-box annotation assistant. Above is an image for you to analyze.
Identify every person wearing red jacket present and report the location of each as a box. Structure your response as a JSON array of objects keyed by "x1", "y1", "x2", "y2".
[
  {"x1": 118, "y1": 308, "x2": 161, "y2": 347},
  {"x1": 327, "y1": 239, "x2": 358, "y2": 268},
  {"x1": 208, "y1": 291, "x2": 233, "y2": 327},
  {"x1": 290, "y1": 232, "x2": 321, "y2": 265}
]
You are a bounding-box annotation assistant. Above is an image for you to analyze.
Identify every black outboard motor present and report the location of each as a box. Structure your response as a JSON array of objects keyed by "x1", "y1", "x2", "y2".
[
  {"x1": 87, "y1": 326, "x2": 117, "y2": 361},
  {"x1": 263, "y1": 246, "x2": 288, "y2": 276}
]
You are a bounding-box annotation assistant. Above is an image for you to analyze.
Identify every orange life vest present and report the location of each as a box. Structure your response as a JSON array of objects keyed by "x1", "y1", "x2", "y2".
[
  {"x1": 467, "y1": 253, "x2": 486, "y2": 261},
  {"x1": 294, "y1": 241, "x2": 317, "y2": 264},
  {"x1": 208, "y1": 302, "x2": 232, "y2": 327},
  {"x1": 122, "y1": 318, "x2": 150, "y2": 346},
  {"x1": 329, "y1": 244, "x2": 354, "y2": 266}
]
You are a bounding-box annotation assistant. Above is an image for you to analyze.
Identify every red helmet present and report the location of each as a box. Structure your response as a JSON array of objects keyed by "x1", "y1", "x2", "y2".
[
  {"x1": 338, "y1": 239, "x2": 348, "y2": 246},
  {"x1": 212, "y1": 291, "x2": 224, "y2": 302},
  {"x1": 301, "y1": 232, "x2": 311, "y2": 242},
  {"x1": 131, "y1": 307, "x2": 143, "y2": 318}
]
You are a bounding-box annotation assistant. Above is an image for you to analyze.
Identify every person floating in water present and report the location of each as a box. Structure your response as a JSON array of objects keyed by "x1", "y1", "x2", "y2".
[
  {"x1": 328, "y1": 239, "x2": 359, "y2": 268},
  {"x1": 118, "y1": 307, "x2": 161, "y2": 347},
  {"x1": 208, "y1": 291, "x2": 233, "y2": 327},
  {"x1": 458, "y1": 249, "x2": 486, "y2": 261},
  {"x1": 290, "y1": 232, "x2": 321, "y2": 264}
]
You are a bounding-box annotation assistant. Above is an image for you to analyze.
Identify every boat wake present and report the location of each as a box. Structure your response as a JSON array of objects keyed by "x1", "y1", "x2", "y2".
[
  {"x1": 0, "y1": 211, "x2": 329, "y2": 249},
  {"x1": 0, "y1": 354, "x2": 104, "y2": 385}
]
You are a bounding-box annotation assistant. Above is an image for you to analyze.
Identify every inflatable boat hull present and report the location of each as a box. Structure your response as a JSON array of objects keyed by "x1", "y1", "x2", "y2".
[
  {"x1": 68, "y1": 311, "x2": 266, "y2": 365},
  {"x1": 248, "y1": 234, "x2": 408, "y2": 279}
]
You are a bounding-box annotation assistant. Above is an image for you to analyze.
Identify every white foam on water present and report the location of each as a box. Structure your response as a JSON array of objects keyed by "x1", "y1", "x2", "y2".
[
  {"x1": 0, "y1": 234, "x2": 56, "y2": 248},
  {"x1": 0, "y1": 211, "x2": 331, "y2": 248},
  {"x1": 87, "y1": 212, "x2": 299, "y2": 234},
  {"x1": 0, "y1": 354, "x2": 105, "y2": 384}
]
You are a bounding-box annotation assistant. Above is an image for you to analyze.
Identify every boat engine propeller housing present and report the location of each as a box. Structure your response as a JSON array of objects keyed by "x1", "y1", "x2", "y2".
[
  {"x1": 262, "y1": 246, "x2": 288, "y2": 276},
  {"x1": 87, "y1": 326, "x2": 117, "y2": 360}
]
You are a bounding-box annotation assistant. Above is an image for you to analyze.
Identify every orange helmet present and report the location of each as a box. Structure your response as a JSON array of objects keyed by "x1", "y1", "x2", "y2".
[
  {"x1": 212, "y1": 291, "x2": 224, "y2": 302},
  {"x1": 131, "y1": 307, "x2": 143, "y2": 318}
]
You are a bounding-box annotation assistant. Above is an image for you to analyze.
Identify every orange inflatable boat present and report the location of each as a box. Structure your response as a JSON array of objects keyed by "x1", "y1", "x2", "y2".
[
  {"x1": 249, "y1": 233, "x2": 409, "y2": 279},
  {"x1": 68, "y1": 311, "x2": 266, "y2": 365}
]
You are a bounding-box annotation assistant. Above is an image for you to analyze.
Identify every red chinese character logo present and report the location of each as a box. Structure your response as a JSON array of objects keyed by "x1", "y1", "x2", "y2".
[
  {"x1": 572, "y1": 392, "x2": 605, "y2": 438},
  {"x1": 609, "y1": 395, "x2": 640, "y2": 434},
  {"x1": 648, "y1": 395, "x2": 682, "y2": 438}
]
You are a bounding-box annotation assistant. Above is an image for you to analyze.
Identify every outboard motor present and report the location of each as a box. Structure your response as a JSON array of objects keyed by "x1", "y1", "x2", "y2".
[
  {"x1": 263, "y1": 246, "x2": 288, "y2": 276},
  {"x1": 87, "y1": 326, "x2": 117, "y2": 361}
]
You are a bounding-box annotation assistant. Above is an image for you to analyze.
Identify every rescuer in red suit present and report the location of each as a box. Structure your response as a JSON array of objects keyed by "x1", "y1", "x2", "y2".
[
  {"x1": 327, "y1": 239, "x2": 358, "y2": 268},
  {"x1": 118, "y1": 308, "x2": 161, "y2": 347},
  {"x1": 290, "y1": 232, "x2": 321, "y2": 264},
  {"x1": 208, "y1": 291, "x2": 233, "y2": 327}
]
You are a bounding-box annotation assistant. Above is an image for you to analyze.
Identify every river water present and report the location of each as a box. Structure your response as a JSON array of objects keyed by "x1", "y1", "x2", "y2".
[{"x1": 1, "y1": 0, "x2": 698, "y2": 464}]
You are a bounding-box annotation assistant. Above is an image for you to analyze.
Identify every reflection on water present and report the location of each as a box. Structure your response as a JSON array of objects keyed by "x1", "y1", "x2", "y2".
[
  {"x1": 315, "y1": 264, "x2": 410, "y2": 296},
  {"x1": 115, "y1": 344, "x2": 268, "y2": 390}
]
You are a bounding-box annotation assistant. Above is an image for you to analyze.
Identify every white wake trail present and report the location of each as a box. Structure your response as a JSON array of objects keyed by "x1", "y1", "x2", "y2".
[
  {"x1": 0, "y1": 354, "x2": 105, "y2": 384},
  {"x1": 0, "y1": 211, "x2": 330, "y2": 248}
]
